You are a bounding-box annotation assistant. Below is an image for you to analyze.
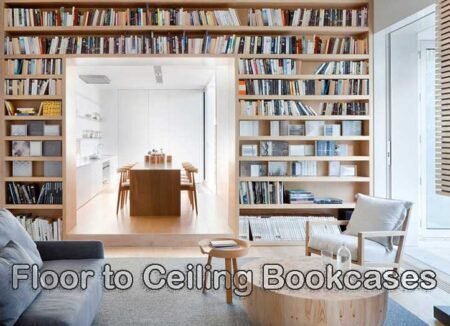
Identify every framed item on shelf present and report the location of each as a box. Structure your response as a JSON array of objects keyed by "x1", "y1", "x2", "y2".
[
  {"x1": 268, "y1": 162, "x2": 288, "y2": 176},
  {"x1": 12, "y1": 161, "x2": 32, "y2": 177},
  {"x1": 12, "y1": 141, "x2": 30, "y2": 157},
  {"x1": 242, "y1": 144, "x2": 258, "y2": 157},
  {"x1": 328, "y1": 161, "x2": 341, "y2": 176},
  {"x1": 342, "y1": 121, "x2": 362, "y2": 136},
  {"x1": 11, "y1": 124, "x2": 27, "y2": 136},
  {"x1": 305, "y1": 121, "x2": 325, "y2": 136},
  {"x1": 30, "y1": 141, "x2": 43, "y2": 156},
  {"x1": 288, "y1": 124, "x2": 305, "y2": 136},
  {"x1": 44, "y1": 125, "x2": 60, "y2": 136},
  {"x1": 324, "y1": 124, "x2": 341, "y2": 136}
]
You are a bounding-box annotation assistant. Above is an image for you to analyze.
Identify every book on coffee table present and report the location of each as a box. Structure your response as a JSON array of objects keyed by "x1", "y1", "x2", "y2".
[{"x1": 210, "y1": 240, "x2": 239, "y2": 248}]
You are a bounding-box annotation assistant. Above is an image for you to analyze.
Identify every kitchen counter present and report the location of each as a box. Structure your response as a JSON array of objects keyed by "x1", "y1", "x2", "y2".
[{"x1": 76, "y1": 155, "x2": 115, "y2": 168}]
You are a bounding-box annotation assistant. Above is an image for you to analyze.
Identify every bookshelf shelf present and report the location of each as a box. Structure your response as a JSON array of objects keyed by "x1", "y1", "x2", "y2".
[
  {"x1": 238, "y1": 116, "x2": 370, "y2": 121},
  {"x1": 5, "y1": 156, "x2": 63, "y2": 161},
  {"x1": 238, "y1": 74, "x2": 370, "y2": 80},
  {"x1": 4, "y1": 95, "x2": 63, "y2": 100},
  {"x1": 237, "y1": 54, "x2": 370, "y2": 60},
  {"x1": 4, "y1": 26, "x2": 370, "y2": 36},
  {"x1": 239, "y1": 156, "x2": 370, "y2": 161},
  {"x1": 239, "y1": 176, "x2": 370, "y2": 182},
  {"x1": 4, "y1": 116, "x2": 63, "y2": 120},
  {"x1": 239, "y1": 135, "x2": 370, "y2": 141},
  {"x1": 5, "y1": 177, "x2": 63, "y2": 182},
  {"x1": 4, "y1": 74, "x2": 63, "y2": 79},
  {"x1": 3, "y1": 204, "x2": 63, "y2": 210},
  {"x1": 5, "y1": 136, "x2": 63, "y2": 141},
  {"x1": 239, "y1": 203, "x2": 356, "y2": 209}
]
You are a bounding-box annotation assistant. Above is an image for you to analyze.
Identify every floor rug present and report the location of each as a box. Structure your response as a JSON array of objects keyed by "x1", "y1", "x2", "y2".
[{"x1": 93, "y1": 258, "x2": 427, "y2": 326}]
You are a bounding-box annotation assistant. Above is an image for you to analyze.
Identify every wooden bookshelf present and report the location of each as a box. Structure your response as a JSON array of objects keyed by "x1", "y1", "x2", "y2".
[{"x1": 0, "y1": 0, "x2": 373, "y2": 244}]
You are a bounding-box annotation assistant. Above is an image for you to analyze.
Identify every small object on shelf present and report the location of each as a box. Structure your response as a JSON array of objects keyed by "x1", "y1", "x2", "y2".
[
  {"x1": 11, "y1": 124, "x2": 27, "y2": 136},
  {"x1": 268, "y1": 162, "x2": 288, "y2": 176},
  {"x1": 27, "y1": 121, "x2": 44, "y2": 136},
  {"x1": 288, "y1": 124, "x2": 305, "y2": 136},
  {"x1": 16, "y1": 107, "x2": 37, "y2": 116},
  {"x1": 43, "y1": 141, "x2": 62, "y2": 156},
  {"x1": 328, "y1": 161, "x2": 341, "y2": 176},
  {"x1": 12, "y1": 161, "x2": 32, "y2": 177},
  {"x1": 314, "y1": 197, "x2": 344, "y2": 204},
  {"x1": 39, "y1": 101, "x2": 62, "y2": 116},
  {"x1": 340, "y1": 164, "x2": 357, "y2": 177},
  {"x1": 44, "y1": 125, "x2": 60, "y2": 136},
  {"x1": 260, "y1": 141, "x2": 289, "y2": 156},
  {"x1": 44, "y1": 161, "x2": 63, "y2": 177},
  {"x1": 12, "y1": 141, "x2": 30, "y2": 157},
  {"x1": 241, "y1": 144, "x2": 258, "y2": 157},
  {"x1": 305, "y1": 121, "x2": 325, "y2": 136},
  {"x1": 324, "y1": 124, "x2": 341, "y2": 136},
  {"x1": 4, "y1": 100, "x2": 16, "y2": 115},
  {"x1": 285, "y1": 189, "x2": 314, "y2": 204},
  {"x1": 30, "y1": 141, "x2": 43, "y2": 156},
  {"x1": 342, "y1": 120, "x2": 362, "y2": 136},
  {"x1": 289, "y1": 144, "x2": 314, "y2": 156}
]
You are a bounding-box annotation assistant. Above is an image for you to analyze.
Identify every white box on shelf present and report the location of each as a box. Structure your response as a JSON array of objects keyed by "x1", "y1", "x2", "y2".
[
  {"x1": 242, "y1": 144, "x2": 258, "y2": 157},
  {"x1": 240, "y1": 121, "x2": 259, "y2": 136},
  {"x1": 324, "y1": 124, "x2": 341, "y2": 136},
  {"x1": 12, "y1": 161, "x2": 32, "y2": 177},
  {"x1": 305, "y1": 121, "x2": 325, "y2": 136},
  {"x1": 328, "y1": 161, "x2": 341, "y2": 176},
  {"x1": 11, "y1": 124, "x2": 27, "y2": 136},
  {"x1": 44, "y1": 125, "x2": 60, "y2": 136},
  {"x1": 340, "y1": 164, "x2": 357, "y2": 177},
  {"x1": 30, "y1": 141, "x2": 43, "y2": 156}
]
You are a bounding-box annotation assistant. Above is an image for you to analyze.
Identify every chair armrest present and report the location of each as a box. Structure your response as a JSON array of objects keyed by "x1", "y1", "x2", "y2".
[
  {"x1": 358, "y1": 230, "x2": 406, "y2": 239},
  {"x1": 36, "y1": 241, "x2": 104, "y2": 261}
]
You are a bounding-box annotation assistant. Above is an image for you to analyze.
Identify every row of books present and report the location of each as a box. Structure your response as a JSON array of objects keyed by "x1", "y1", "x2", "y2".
[
  {"x1": 7, "y1": 182, "x2": 63, "y2": 205},
  {"x1": 16, "y1": 214, "x2": 62, "y2": 241},
  {"x1": 240, "y1": 160, "x2": 317, "y2": 177},
  {"x1": 5, "y1": 7, "x2": 368, "y2": 28},
  {"x1": 5, "y1": 7, "x2": 240, "y2": 27},
  {"x1": 320, "y1": 102, "x2": 368, "y2": 116},
  {"x1": 239, "y1": 59, "x2": 297, "y2": 75},
  {"x1": 239, "y1": 216, "x2": 341, "y2": 241},
  {"x1": 239, "y1": 181, "x2": 345, "y2": 205},
  {"x1": 5, "y1": 100, "x2": 62, "y2": 116},
  {"x1": 240, "y1": 100, "x2": 317, "y2": 116},
  {"x1": 4, "y1": 79, "x2": 62, "y2": 96},
  {"x1": 314, "y1": 61, "x2": 368, "y2": 75},
  {"x1": 240, "y1": 79, "x2": 369, "y2": 96},
  {"x1": 5, "y1": 59, "x2": 63, "y2": 76},
  {"x1": 246, "y1": 8, "x2": 368, "y2": 27},
  {"x1": 239, "y1": 181, "x2": 284, "y2": 205},
  {"x1": 4, "y1": 35, "x2": 368, "y2": 55},
  {"x1": 255, "y1": 141, "x2": 351, "y2": 157}
]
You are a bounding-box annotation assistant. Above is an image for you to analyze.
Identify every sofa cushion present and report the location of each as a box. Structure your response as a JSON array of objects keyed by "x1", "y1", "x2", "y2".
[
  {"x1": 344, "y1": 194, "x2": 412, "y2": 251},
  {"x1": 0, "y1": 241, "x2": 42, "y2": 326},
  {"x1": 308, "y1": 233, "x2": 397, "y2": 263},
  {"x1": 0, "y1": 208, "x2": 42, "y2": 267},
  {"x1": 16, "y1": 259, "x2": 104, "y2": 326}
]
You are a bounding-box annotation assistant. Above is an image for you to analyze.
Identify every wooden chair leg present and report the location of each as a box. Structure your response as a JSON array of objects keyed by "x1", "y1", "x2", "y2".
[
  {"x1": 232, "y1": 258, "x2": 238, "y2": 289},
  {"x1": 225, "y1": 258, "x2": 232, "y2": 304},
  {"x1": 203, "y1": 255, "x2": 212, "y2": 294},
  {"x1": 188, "y1": 190, "x2": 194, "y2": 209},
  {"x1": 116, "y1": 186, "x2": 122, "y2": 215},
  {"x1": 193, "y1": 186, "x2": 198, "y2": 216}
]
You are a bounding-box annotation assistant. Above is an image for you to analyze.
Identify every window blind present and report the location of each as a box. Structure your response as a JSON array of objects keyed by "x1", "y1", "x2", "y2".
[{"x1": 437, "y1": 0, "x2": 450, "y2": 195}]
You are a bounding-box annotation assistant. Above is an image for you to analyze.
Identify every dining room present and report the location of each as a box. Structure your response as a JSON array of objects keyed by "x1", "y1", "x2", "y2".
[{"x1": 64, "y1": 57, "x2": 236, "y2": 245}]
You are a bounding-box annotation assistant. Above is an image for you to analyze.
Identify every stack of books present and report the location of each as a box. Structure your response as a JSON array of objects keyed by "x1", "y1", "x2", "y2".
[
  {"x1": 15, "y1": 214, "x2": 62, "y2": 241},
  {"x1": 285, "y1": 189, "x2": 314, "y2": 204}
]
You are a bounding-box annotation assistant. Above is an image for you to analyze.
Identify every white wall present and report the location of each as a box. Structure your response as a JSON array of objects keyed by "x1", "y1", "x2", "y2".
[
  {"x1": 204, "y1": 78, "x2": 217, "y2": 192},
  {"x1": 99, "y1": 89, "x2": 119, "y2": 157},
  {"x1": 116, "y1": 89, "x2": 204, "y2": 176},
  {"x1": 374, "y1": 0, "x2": 434, "y2": 32}
]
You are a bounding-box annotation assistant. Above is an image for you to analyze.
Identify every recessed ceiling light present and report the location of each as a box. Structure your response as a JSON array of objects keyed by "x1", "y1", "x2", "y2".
[{"x1": 79, "y1": 75, "x2": 111, "y2": 84}]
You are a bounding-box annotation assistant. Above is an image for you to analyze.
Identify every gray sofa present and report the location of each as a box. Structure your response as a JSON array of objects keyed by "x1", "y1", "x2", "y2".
[{"x1": 16, "y1": 241, "x2": 104, "y2": 326}]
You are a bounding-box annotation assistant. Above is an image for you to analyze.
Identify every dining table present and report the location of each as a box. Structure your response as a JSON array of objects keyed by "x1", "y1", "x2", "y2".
[{"x1": 129, "y1": 161, "x2": 181, "y2": 216}]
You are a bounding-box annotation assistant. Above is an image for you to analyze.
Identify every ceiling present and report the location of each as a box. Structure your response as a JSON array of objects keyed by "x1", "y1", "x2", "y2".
[{"x1": 69, "y1": 57, "x2": 232, "y2": 90}]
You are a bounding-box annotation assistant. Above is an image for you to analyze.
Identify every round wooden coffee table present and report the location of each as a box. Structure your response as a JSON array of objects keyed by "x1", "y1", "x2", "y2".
[{"x1": 242, "y1": 257, "x2": 387, "y2": 326}]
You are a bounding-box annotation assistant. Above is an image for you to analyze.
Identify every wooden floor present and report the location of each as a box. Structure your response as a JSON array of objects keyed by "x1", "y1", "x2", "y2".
[
  {"x1": 68, "y1": 184, "x2": 233, "y2": 245},
  {"x1": 105, "y1": 245, "x2": 449, "y2": 325}
]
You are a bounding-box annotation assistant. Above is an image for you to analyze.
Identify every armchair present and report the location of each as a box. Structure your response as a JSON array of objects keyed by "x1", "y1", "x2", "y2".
[{"x1": 305, "y1": 194, "x2": 412, "y2": 270}]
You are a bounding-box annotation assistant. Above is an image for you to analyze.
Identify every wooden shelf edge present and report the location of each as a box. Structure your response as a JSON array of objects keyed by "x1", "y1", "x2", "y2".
[
  {"x1": 5, "y1": 177, "x2": 63, "y2": 181},
  {"x1": 4, "y1": 136, "x2": 63, "y2": 140},
  {"x1": 238, "y1": 115, "x2": 370, "y2": 120},
  {"x1": 4, "y1": 204, "x2": 63, "y2": 209},
  {"x1": 238, "y1": 177, "x2": 370, "y2": 182},
  {"x1": 4, "y1": 156, "x2": 63, "y2": 161},
  {"x1": 238, "y1": 135, "x2": 370, "y2": 140},
  {"x1": 239, "y1": 203, "x2": 356, "y2": 209},
  {"x1": 238, "y1": 74, "x2": 370, "y2": 80},
  {"x1": 4, "y1": 116, "x2": 63, "y2": 120},
  {"x1": 239, "y1": 156, "x2": 370, "y2": 161},
  {"x1": 4, "y1": 75, "x2": 63, "y2": 79}
]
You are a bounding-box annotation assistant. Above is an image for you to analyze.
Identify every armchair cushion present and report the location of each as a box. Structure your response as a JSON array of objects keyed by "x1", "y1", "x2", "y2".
[
  {"x1": 0, "y1": 241, "x2": 42, "y2": 326},
  {"x1": 344, "y1": 194, "x2": 412, "y2": 251},
  {"x1": 308, "y1": 233, "x2": 397, "y2": 263},
  {"x1": 0, "y1": 209, "x2": 42, "y2": 267}
]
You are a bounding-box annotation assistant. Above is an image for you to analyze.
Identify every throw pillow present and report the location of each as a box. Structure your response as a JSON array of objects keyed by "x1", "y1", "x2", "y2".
[
  {"x1": 0, "y1": 209, "x2": 42, "y2": 267},
  {"x1": 344, "y1": 193, "x2": 412, "y2": 251},
  {"x1": 0, "y1": 241, "x2": 42, "y2": 326}
]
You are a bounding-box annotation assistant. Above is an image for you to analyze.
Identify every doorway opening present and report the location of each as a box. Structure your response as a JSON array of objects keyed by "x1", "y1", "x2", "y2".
[{"x1": 64, "y1": 58, "x2": 236, "y2": 245}]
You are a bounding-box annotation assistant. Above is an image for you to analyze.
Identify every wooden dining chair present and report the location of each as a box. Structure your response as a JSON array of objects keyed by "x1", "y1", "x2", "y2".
[
  {"x1": 181, "y1": 162, "x2": 198, "y2": 215},
  {"x1": 116, "y1": 162, "x2": 136, "y2": 214}
]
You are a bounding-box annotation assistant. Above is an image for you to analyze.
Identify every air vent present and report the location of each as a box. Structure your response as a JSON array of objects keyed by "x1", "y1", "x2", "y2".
[
  {"x1": 154, "y1": 66, "x2": 163, "y2": 84},
  {"x1": 79, "y1": 75, "x2": 111, "y2": 84}
]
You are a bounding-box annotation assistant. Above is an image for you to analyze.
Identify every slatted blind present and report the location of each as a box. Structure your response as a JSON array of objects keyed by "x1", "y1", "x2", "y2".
[{"x1": 437, "y1": 0, "x2": 450, "y2": 195}]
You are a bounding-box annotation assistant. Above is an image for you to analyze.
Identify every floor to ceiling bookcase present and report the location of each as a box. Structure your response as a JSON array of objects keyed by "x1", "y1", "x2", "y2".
[{"x1": 0, "y1": 0, "x2": 373, "y2": 245}]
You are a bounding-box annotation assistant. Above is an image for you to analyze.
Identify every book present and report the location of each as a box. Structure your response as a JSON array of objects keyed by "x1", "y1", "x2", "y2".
[{"x1": 210, "y1": 240, "x2": 239, "y2": 248}]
